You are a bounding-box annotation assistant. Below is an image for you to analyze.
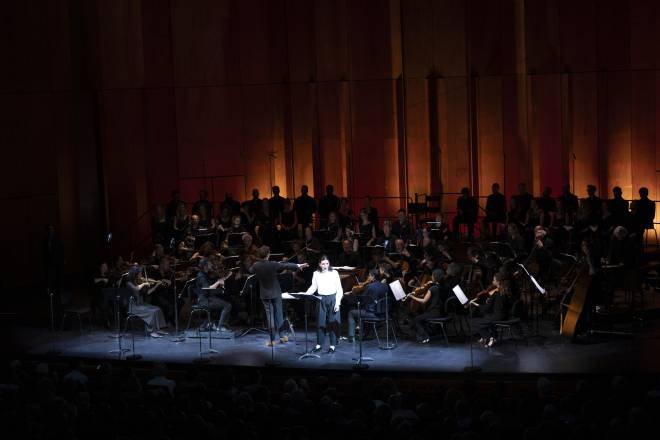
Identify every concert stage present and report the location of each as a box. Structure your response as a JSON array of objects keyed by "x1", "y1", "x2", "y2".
[{"x1": 12, "y1": 316, "x2": 660, "y2": 376}]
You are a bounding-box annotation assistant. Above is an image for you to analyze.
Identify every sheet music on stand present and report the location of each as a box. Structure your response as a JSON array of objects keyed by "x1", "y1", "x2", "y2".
[
  {"x1": 452, "y1": 285, "x2": 469, "y2": 305},
  {"x1": 389, "y1": 279, "x2": 407, "y2": 301}
]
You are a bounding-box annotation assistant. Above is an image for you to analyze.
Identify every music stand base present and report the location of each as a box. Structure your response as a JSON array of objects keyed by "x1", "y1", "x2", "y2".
[
  {"x1": 464, "y1": 366, "x2": 481, "y2": 373},
  {"x1": 299, "y1": 352, "x2": 320, "y2": 360},
  {"x1": 170, "y1": 334, "x2": 186, "y2": 343},
  {"x1": 238, "y1": 327, "x2": 269, "y2": 338},
  {"x1": 109, "y1": 349, "x2": 130, "y2": 354},
  {"x1": 351, "y1": 356, "x2": 374, "y2": 362},
  {"x1": 201, "y1": 349, "x2": 219, "y2": 355},
  {"x1": 379, "y1": 344, "x2": 396, "y2": 350},
  {"x1": 352, "y1": 363, "x2": 369, "y2": 370}
]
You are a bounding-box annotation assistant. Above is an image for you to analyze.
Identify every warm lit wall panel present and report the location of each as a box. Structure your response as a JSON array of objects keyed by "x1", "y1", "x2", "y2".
[
  {"x1": 347, "y1": 0, "x2": 396, "y2": 81},
  {"x1": 501, "y1": 75, "x2": 530, "y2": 198},
  {"x1": 141, "y1": 0, "x2": 174, "y2": 87},
  {"x1": 242, "y1": 84, "x2": 287, "y2": 199},
  {"x1": 170, "y1": 0, "x2": 240, "y2": 86},
  {"x1": 567, "y1": 73, "x2": 599, "y2": 197},
  {"x1": 525, "y1": 0, "x2": 559, "y2": 74},
  {"x1": 314, "y1": 0, "x2": 349, "y2": 81},
  {"x1": 530, "y1": 74, "x2": 564, "y2": 195},
  {"x1": 476, "y1": 77, "x2": 504, "y2": 199},
  {"x1": 596, "y1": 0, "x2": 630, "y2": 72},
  {"x1": 558, "y1": 0, "x2": 596, "y2": 73},
  {"x1": 603, "y1": 72, "x2": 633, "y2": 199},
  {"x1": 97, "y1": 0, "x2": 145, "y2": 89},
  {"x1": 285, "y1": 0, "x2": 316, "y2": 82},
  {"x1": 631, "y1": 71, "x2": 656, "y2": 201},
  {"x1": 438, "y1": 77, "x2": 470, "y2": 211},
  {"x1": 289, "y1": 83, "x2": 315, "y2": 198},
  {"x1": 143, "y1": 89, "x2": 179, "y2": 204},
  {"x1": 403, "y1": 79, "x2": 431, "y2": 197},
  {"x1": 238, "y1": 0, "x2": 288, "y2": 85},
  {"x1": 317, "y1": 82, "x2": 350, "y2": 197}
]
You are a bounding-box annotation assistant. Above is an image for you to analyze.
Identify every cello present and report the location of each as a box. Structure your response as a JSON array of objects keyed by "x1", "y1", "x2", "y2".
[{"x1": 559, "y1": 258, "x2": 590, "y2": 339}]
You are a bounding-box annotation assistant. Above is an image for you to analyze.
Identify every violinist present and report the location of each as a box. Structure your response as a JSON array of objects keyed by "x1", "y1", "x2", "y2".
[
  {"x1": 375, "y1": 221, "x2": 397, "y2": 253},
  {"x1": 194, "y1": 257, "x2": 233, "y2": 332},
  {"x1": 343, "y1": 268, "x2": 389, "y2": 343},
  {"x1": 402, "y1": 269, "x2": 448, "y2": 344},
  {"x1": 126, "y1": 266, "x2": 168, "y2": 338},
  {"x1": 469, "y1": 272, "x2": 511, "y2": 347},
  {"x1": 149, "y1": 256, "x2": 176, "y2": 321}
]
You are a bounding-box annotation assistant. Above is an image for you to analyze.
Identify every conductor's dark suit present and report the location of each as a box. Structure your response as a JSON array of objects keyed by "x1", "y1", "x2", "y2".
[{"x1": 249, "y1": 260, "x2": 300, "y2": 338}]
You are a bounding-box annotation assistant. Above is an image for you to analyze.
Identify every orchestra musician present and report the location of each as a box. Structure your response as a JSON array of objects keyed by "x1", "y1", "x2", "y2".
[
  {"x1": 194, "y1": 258, "x2": 233, "y2": 332},
  {"x1": 302, "y1": 255, "x2": 345, "y2": 353},
  {"x1": 343, "y1": 269, "x2": 389, "y2": 343},
  {"x1": 249, "y1": 246, "x2": 307, "y2": 345},
  {"x1": 483, "y1": 183, "x2": 507, "y2": 238},
  {"x1": 469, "y1": 271, "x2": 511, "y2": 347},
  {"x1": 402, "y1": 269, "x2": 448, "y2": 344},
  {"x1": 126, "y1": 266, "x2": 168, "y2": 338}
]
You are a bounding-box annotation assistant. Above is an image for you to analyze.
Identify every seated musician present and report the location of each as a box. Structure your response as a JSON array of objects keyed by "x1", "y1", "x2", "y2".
[
  {"x1": 126, "y1": 266, "x2": 168, "y2": 338},
  {"x1": 537, "y1": 186, "x2": 557, "y2": 227},
  {"x1": 392, "y1": 209, "x2": 414, "y2": 242},
  {"x1": 375, "y1": 220, "x2": 397, "y2": 253},
  {"x1": 177, "y1": 234, "x2": 196, "y2": 261},
  {"x1": 452, "y1": 187, "x2": 478, "y2": 241},
  {"x1": 197, "y1": 204, "x2": 216, "y2": 230},
  {"x1": 483, "y1": 183, "x2": 507, "y2": 238},
  {"x1": 336, "y1": 239, "x2": 361, "y2": 268},
  {"x1": 303, "y1": 226, "x2": 322, "y2": 263},
  {"x1": 217, "y1": 206, "x2": 233, "y2": 232},
  {"x1": 469, "y1": 271, "x2": 511, "y2": 347},
  {"x1": 505, "y1": 222, "x2": 526, "y2": 257},
  {"x1": 344, "y1": 269, "x2": 389, "y2": 343},
  {"x1": 402, "y1": 269, "x2": 449, "y2": 344},
  {"x1": 145, "y1": 257, "x2": 176, "y2": 318},
  {"x1": 467, "y1": 246, "x2": 498, "y2": 289},
  {"x1": 194, "y1": 257, "x2": 233, "y2": 332}
]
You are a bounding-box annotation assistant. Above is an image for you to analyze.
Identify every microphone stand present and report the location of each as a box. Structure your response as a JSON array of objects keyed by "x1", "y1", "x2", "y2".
[
  {"x1": 352, "y1": 297, "x2": 373, "y2": 369},
  {"x1": 108, "y1": 274, "x2": 130, "y2": 358},
  {"x1": 170, "y1": 260, "x2": 185, "y2": 343},
  {"x1": 46, "y1": 289, "x2": 61, "y2": 357}
]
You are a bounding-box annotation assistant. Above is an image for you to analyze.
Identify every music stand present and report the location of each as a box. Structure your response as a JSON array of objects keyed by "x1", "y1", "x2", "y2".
[
  {"x1": 103, "y1": 286, "x2": 132, "y2": 358},
  {"x1": 46, "y1": 289, "x2": 61, "y2": 357},
  {"x1": 453, "y1": 284, "x2": 480, "y2": 373},
  {"x1": 238, "y1": 275, "x2": 268, "y2": 338},
  {"x1": 352, "y1": 297, "x2": 373, "y2": 369},
  {"x1": 283, "y1": 293, "x2": 321, "y2": 360},
  {"x1": 517, "y1": 263, "x2": 546, "y2": 337}
]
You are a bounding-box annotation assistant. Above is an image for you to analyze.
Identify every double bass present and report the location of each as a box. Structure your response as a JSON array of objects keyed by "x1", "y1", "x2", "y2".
[{"x1": 559, "y1": 259, "x2": 590, "y2": 339}]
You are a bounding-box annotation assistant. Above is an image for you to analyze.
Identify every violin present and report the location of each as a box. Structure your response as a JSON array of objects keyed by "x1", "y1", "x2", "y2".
[
  {"x1": 351, "y1": 273, "x2": 375, "y2": 294},
  {"x1": 404, "y1": 278, "x2": 434, "y2": 314}
]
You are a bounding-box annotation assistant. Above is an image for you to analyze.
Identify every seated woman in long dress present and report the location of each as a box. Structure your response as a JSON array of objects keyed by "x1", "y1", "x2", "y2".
[{"x1": 126, "y1": 266, "x2": 168, "y2": 338}]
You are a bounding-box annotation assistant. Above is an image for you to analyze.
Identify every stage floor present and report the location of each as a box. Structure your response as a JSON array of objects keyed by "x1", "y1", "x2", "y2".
[{"x1": 12, "y1": 317, "x2": 660, "y2": 375}]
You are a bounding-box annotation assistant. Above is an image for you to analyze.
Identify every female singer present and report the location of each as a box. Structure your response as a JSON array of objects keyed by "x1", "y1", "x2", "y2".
[
  {"x1": 303, "y1": 255, "x2": 345, "y2": 353},
  {"x1": 125, "y1": 266, "x2": 168, "y2": 338}
]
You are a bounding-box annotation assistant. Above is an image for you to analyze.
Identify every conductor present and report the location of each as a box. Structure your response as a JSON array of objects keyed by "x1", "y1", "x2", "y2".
[{"x1": 249, "y1": 245, "x2": 308, "y2": 345}]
